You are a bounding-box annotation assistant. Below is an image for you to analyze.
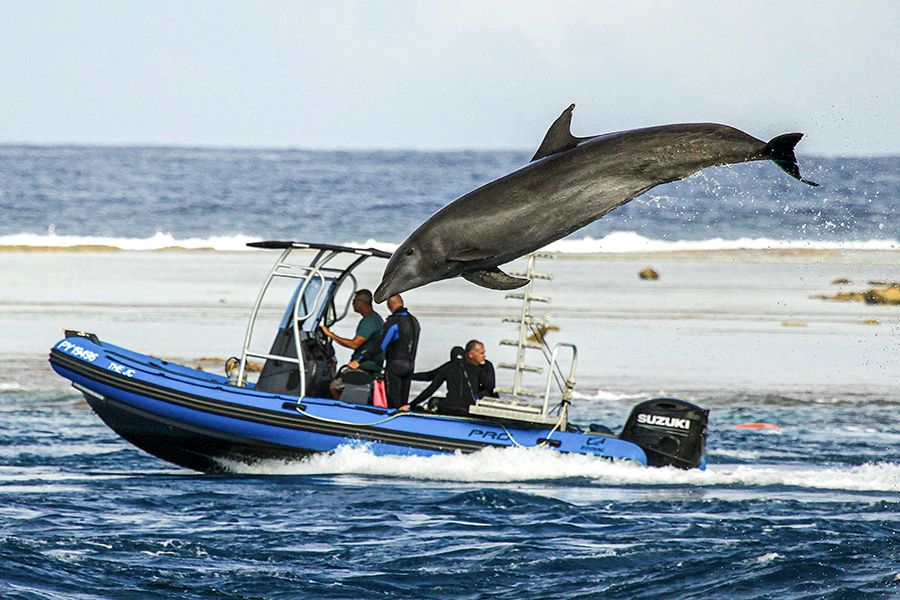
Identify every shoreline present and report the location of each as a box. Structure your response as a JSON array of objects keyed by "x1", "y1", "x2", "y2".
[{"x1": 2, "y1": 245, "x2": 899, "y2": 259}]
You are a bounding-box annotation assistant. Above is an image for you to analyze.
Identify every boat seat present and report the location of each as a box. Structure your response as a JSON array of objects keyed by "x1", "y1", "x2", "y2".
[{"x1": 338, "y1": 369, "x2": 376, "y2": 406}]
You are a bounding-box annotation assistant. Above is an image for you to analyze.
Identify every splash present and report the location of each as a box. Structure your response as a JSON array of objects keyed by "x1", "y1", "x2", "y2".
[{"x1": 219, "y1": 444, "x2": 900, "y2": 492}]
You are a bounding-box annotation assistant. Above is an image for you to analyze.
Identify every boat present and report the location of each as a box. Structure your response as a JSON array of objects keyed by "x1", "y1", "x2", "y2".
[{"x1": 49, "y1": 241, "x2": 709, "y2": 472}]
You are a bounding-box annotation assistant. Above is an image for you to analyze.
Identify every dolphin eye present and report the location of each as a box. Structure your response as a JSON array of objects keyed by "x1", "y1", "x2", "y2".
[{"x1": 405, "y1": 248, "x2": 415, "y2": 256}]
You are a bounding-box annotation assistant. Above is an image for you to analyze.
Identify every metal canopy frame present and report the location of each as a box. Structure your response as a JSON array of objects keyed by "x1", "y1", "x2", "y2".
[{"x1": 237, "y1": 241, "x2": 390, "y2": 397}]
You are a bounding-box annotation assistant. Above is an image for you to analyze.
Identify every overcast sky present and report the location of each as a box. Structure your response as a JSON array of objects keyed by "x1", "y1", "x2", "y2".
[{"x1": 1, "y1": 1, "x2": 897, "y2": 155}]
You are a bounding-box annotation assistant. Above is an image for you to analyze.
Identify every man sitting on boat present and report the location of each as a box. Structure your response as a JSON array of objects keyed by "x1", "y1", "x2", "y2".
[
  {"x1": 320, "y1": 289, "x2": 384, "y2": 398},
  {"x1": 400, "y1": 340, "x2": 496, "y2": 416}
]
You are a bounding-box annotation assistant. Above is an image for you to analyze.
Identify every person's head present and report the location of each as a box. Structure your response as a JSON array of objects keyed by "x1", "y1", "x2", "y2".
[
  {"x1": 465, "y1": 340, "x2": 486, "y2": 365},
  {"x1": 352, "y1": 289, "x2": 374, "y2": 315},
  {"x1": 387, "y1": 294, "x2": 405, "y2": 314}
]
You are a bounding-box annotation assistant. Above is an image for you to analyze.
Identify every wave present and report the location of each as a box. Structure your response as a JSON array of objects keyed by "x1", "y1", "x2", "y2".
[
  {"x1": 540, "y1": 231, "x2": 899, "y2": 253},
  {"x1": 219, "y1": 444, "x2": 900, "y2": 492},
  {"x1": 1, "y1": 230, "x2": 897, "y2": 253},
  {"x1": 0, "y1": 231, "x2": 261, "y2": 251}
]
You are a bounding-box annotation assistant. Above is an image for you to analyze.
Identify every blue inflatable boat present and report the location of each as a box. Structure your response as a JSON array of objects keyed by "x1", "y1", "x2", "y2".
[{"x1": 49, "y1": 241, "x2": 708, "y2": 472}]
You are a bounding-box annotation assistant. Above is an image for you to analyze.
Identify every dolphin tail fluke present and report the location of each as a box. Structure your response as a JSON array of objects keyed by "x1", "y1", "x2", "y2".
[
  {"x1": 763, "y1": 133, "x2": 819, "y2": 187},
  {"x1": 462, "y1": 268, "x2": 529, "y2": 291}
]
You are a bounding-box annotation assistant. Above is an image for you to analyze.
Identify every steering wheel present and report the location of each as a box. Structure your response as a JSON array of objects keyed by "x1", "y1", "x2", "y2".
[{"x1": 315, "y1": 325, "x2": 332, "y2": 352}]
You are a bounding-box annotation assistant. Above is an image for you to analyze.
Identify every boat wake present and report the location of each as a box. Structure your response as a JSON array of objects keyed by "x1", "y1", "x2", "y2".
[{"x1": 218, "y1": 444, "x2": 900, "y2": 492}]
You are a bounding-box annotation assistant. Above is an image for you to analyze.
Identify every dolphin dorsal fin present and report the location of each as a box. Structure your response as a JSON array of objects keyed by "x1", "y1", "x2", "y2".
[{"x1": 531, "y1": 103, "x2": 584, "y2": 161}]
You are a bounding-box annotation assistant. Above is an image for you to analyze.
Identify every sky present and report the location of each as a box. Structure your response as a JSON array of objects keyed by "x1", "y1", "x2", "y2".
[{"x1": 1, "y1": 1, "x2": 897, "y2": 155}]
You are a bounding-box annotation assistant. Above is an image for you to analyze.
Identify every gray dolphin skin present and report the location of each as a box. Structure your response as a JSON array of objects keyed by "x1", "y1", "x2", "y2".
[{"x1": 373, "y1": 104, "x2": 818, "y2": 303}]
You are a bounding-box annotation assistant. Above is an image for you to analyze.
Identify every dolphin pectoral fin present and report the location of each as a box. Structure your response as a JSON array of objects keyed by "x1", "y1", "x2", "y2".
[
  {"x1": 462, "y1": 268, "x2": 529, "y2": 291},
  {"x1": 764, "y1": 133, "x2": 819, "y2": 187},
  {"x1": 531, "y1": 103, "x2": 588, "y2": 161},
  {"x1": 448, "y1": 248, "x2": 495, "y2": 262}
]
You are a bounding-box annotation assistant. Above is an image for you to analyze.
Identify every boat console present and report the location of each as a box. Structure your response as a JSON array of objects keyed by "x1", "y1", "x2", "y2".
[{"x1": 237, "y1": 241, "x2": 390, "y2": 398}]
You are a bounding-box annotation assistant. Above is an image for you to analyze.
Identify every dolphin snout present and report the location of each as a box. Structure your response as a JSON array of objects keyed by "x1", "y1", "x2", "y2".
[
  {"x1": 374, "y1": 263, "x2": 407, "y2": 303},
  {"x1": 374, "y1": 259, "x2": 424, "y2": 303},
  {"x1": 373, "y1": 278, "x2": 394, "y2": 304}
]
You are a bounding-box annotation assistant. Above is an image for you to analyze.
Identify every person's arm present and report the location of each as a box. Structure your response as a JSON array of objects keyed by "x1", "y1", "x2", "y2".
[
  {"x1": 353, "y1": 322, "x2": 397, "y2": 365},
  {"x1": 320, "y1": 325, "x2": 366, "y2": 350},
  {"x1": 408, "y1": 362, "x2": 450, "y2": 408},
  {"x1": 378, "y1": 323, "x2": 399, "y2": 352},
  {"x1": 412, "y1": 367, "x2": 440, "y2": 381},
  {"x1": 479, "y1": 361, "x2": 496, "y2": 397}
]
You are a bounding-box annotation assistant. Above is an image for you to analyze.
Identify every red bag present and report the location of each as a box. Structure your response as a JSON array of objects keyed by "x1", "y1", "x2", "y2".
[{"x1": 372, "y1": 378, "x2": 387, "y2": 408}]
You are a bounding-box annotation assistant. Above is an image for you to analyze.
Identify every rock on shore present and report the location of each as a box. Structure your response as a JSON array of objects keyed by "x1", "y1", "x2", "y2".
[{"x1": 815, "y1": 285, "x2": 900, "y2": 305}]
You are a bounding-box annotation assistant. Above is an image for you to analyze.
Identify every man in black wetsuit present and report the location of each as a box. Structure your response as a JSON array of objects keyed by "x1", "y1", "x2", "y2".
[
  {"x1": 350, "y1": 294, "x2": 420, "y2": 408},
  {"x1": 400, "y1": 339, "x2": 496, "y2": 416}
]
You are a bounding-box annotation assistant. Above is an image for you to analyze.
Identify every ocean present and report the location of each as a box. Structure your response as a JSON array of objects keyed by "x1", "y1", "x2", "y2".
[
  {"x1": 1, "y1": 146, "x2": 898, "y2": 598},
  {"x1": 0, "y1": 146, "x2": 896, "y2": 251}
]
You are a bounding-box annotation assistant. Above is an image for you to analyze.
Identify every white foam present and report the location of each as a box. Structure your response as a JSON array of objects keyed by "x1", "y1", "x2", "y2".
[
  {"x1": 2, "y1": 231, "x2": 896, "y2": 253},
  {"x1": 0, "y1": 382, "x2": 24, "y2": 391},
  {"x1": 571, "y1": 388, "x2": 648, "y2": 402},
  {"x1": 0, "y1": 231, "x2": 260, "y2": 251},
  {"x1": 754, "y1": 552, "x2": 783, "y2": 564},
  {"x1": 715, "y1": 449, "x2": 764, "y2": 460},
  {"x1": 219, "y1": 444, "x2": 900, "y2": 492},
  {"x1": 541, "y1": 231, "x2": 899, "y2": 253}
]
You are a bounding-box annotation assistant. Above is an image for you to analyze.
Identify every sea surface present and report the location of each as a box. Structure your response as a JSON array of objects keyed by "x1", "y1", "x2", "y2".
[
  {"x1": 1, "y1": 146, "x2": 899, "y2": 598},
  {"x1": 0, "y1": 146, "x2": 897, "y2": 251},
  {"x1": 1, "y1": 388, "x2": 898, "y2": 598}
]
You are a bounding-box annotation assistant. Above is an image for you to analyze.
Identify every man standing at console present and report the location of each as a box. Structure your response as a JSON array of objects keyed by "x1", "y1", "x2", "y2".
[{"x1": 351, "y1": 294, "x2": 419, "y2": 408}]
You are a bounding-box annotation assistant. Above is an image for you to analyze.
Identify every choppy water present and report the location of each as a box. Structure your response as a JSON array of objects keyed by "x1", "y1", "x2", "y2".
[{"x1": 1, "y1": 386, "x2": 897, "y2": 599}]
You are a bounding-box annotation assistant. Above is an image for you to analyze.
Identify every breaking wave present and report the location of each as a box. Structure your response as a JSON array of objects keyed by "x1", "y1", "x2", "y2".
[{"x1": 1, "y1": 230, "x2": 897, "y2": 253}]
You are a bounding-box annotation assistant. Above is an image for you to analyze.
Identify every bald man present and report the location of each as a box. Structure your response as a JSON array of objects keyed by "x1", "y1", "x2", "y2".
[{"x1": 350, "y1": 294, "x2": 420, "y2": 408}]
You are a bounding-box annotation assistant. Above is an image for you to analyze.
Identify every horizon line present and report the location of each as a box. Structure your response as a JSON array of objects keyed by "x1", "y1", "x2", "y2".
[{"x1": 0, "y1": 141, "x2": 895, "y2": 159}]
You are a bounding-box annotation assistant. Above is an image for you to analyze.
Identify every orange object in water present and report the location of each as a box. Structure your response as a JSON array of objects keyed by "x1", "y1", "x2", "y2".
[
  {"x1": 372, "y1": 378, "x2": 388, "y2": 408},
  {"x1": 734, "y1": 422, "x2": 778, "y2": 430}
]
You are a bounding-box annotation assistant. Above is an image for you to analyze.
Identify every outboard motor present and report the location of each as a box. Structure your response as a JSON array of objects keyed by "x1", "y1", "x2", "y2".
[{"x1": 619, "y1": 398, "x2": 708, "y2": 469}]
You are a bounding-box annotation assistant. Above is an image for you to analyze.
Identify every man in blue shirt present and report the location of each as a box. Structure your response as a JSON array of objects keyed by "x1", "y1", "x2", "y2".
[{"x1": 321, "y1": 289, "x2": 384, "y2": 397}]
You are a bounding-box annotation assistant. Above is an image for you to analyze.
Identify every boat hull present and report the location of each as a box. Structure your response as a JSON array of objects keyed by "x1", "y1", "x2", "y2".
[{"x1": 50, "y1": 335, "x2": 650, "y2": 472}]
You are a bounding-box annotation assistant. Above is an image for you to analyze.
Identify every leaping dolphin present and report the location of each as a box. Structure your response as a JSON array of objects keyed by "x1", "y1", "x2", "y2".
[{"x1": 373, "y1": 104, "x2": 818, "y2": 303}]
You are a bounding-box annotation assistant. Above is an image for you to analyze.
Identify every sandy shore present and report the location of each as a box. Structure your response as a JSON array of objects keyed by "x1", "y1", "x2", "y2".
[{"x1": 2, "y1": 249, "x2": 898, "y2": 399}]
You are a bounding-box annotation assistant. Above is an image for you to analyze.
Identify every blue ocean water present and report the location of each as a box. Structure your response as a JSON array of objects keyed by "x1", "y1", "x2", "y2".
[
  {"x1": 1, "y1": 146, "x2": 899, "y2": 598},
  {"x1": 0, "y1": 146, "x2": 897, "y2": 248},
  {"x1": 1, "y1": 389, "x2": 898, "y2": 599}
]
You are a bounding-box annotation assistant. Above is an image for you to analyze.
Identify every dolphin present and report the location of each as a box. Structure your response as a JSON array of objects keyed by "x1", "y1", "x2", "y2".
[{"x1": 373, "y1": 104, "x2": 818, "y2": 303}]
